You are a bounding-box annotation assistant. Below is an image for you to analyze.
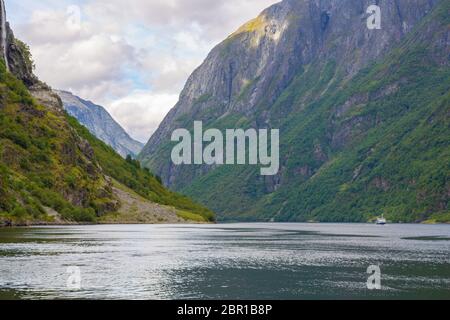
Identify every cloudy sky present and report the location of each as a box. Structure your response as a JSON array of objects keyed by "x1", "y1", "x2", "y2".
[{"x1": 6, "y1": 0, "x2": 279, "y2": 143}]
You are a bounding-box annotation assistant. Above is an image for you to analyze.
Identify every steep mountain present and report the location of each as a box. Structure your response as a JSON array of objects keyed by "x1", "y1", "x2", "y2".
[
  {"x1": 139, "y1": 0, "x2": 450, "y2": 222},
  {"x1": 0, "y1": 5, "x2": 214, "y2": 226},
  {"x1": 56, "y1": 90, "x2": 143, "y2": 158}
]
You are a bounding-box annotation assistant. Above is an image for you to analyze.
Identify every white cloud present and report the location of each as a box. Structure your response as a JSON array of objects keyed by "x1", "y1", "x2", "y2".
[
  {"x1": 108, "y1": 91, "x2": 179, "y2": 143},
  {"x1": 15, "y1": 7, "x2": 136, "y2": 101},
  {"x1": 7, "y1": 0, "x2": 280, "y2": 143}
]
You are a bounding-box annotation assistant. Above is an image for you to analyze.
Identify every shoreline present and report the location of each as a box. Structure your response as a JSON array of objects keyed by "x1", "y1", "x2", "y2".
[
  {"x1": 0, "y1": 219, "x2": 214, "y2": 228},
  {"x1": 1, "y1": 220, "x2": 448, "y2": 228}
]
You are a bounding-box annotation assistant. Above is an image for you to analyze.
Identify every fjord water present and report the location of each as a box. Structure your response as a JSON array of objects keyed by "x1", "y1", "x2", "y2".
[{"x1": 0, "y1": 223, "x2": 449, "y2": 300}]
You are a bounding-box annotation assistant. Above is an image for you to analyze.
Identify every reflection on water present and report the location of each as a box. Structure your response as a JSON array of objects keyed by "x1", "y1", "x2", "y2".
[{"x1": 0, "y1": 223, "x2": 449, "y2": 300}]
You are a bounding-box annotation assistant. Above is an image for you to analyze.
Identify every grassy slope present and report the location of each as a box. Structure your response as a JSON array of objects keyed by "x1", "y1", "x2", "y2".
[
  {"x1": 178, "y1": 2, "x2": 450, "y2": 222},
  {"x1": 67, "y1": 116, "x2": 215, "y2": 222},
  {"x1": 0, "y1": 61, "x2": 214, "y2": 224}
]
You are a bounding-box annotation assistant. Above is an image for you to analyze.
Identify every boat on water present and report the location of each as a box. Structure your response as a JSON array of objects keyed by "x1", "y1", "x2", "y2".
[{"x1": 376, "y1": 215, "x2": 387, "y2": 225}]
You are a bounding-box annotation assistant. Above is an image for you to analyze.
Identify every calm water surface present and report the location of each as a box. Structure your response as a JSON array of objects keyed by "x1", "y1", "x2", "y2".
[{"x1": 0, "y1": 223, "x2": 449, "y2": 299}]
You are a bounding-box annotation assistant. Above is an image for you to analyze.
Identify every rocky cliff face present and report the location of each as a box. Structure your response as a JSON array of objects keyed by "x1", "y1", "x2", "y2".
[
  {"x1": 1, "y1": 3, "x2": 64, "y2": 112},
  {"x1": 57, "y1": 91, "x2": 143, "y2": 158},
  {"x1": 141, "y1": 0, "x2": 439, "y2": 157},
  {"x1": 139, "y1": 0, "x2": 450, "y2": 222}
]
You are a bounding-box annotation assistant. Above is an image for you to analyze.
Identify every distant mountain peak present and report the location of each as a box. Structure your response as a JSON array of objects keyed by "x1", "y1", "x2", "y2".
[{"x1": 56, "y1": 90, "x2": 144, "y2": 158}]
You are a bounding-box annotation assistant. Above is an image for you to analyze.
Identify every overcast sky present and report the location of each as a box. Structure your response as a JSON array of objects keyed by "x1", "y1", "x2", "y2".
[{"x1": 6, "y1": 0, "x2": 279, "y2": 142}]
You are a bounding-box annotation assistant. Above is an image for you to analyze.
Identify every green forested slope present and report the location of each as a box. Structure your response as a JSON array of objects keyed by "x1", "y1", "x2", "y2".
[
  {"x1": 165, "y1": 1, "x2": 449, "y2": 222},
  {"x1": 0, "y1": 61, "x2": 214, "y2": 225}
]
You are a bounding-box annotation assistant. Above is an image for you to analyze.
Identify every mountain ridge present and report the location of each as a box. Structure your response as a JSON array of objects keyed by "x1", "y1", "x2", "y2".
[
  {"x1": 57, "y1": 90, "x2": 143, "y2": 158},
  {"x1": 139, "y1": 0, "x2": 449, "y2": 223}
]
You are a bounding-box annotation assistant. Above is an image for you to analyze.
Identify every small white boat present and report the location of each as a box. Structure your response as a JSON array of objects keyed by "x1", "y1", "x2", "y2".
[{"x1": 376, "y1": 215, "x2": 387, "y2": 225}]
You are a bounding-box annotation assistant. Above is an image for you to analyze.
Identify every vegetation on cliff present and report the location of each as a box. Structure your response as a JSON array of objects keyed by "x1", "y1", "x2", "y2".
[
  {"x1": 0, "y1": 58, "x2": 214, "y2": 225},
  {"x1": 140, "y1": 0, "x2": 449, "y2": 223}
]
